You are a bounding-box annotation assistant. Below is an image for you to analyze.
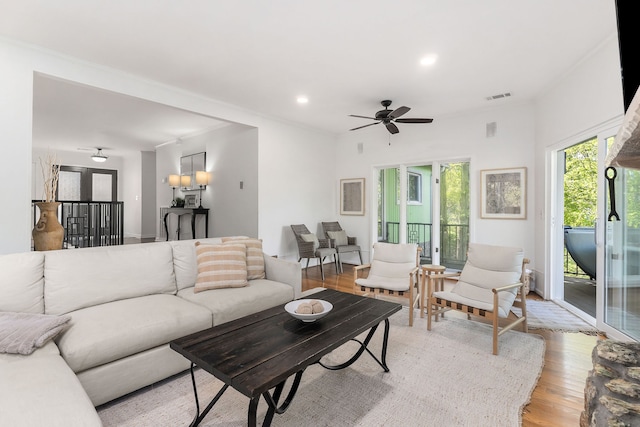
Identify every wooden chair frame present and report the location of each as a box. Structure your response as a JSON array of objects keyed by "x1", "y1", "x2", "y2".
[
  {"x1": 353, "y1": 246, "x2": 421, "y2": 326},
  {"x1": 424, "y1": 257, "x2": 529, "y2": 355}
]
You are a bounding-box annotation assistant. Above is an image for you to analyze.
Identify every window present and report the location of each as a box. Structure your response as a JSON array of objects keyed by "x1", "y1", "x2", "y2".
[
  {"x1": 407, "y1": 172, "x2": 422, "y2": 204},
  {"x1": 395, "y1": 169, "x2": 423, "y2": 204}
]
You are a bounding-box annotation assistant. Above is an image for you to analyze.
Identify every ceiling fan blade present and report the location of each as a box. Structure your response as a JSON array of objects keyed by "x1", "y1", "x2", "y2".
[
  {"x1": 349, "y1": 114, "x2": 377, "y2": 120},
  {"x1": 385, "y1": 122, "x2": 399, "y2": 134},
  {"x1": 388, "y1": 106, "x2": 410, "y2": 120},
  {"x1": 394, "y1": 118, "x2": 434, "y2": 123},
  {"x1": 349, "y1": 122, "x2": 381, "y2": 131}
]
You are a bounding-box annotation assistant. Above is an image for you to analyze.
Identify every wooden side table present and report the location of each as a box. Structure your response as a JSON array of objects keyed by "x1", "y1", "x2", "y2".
[{"x1": 420, "y1": 264, "x2": 446, "y2": 318}]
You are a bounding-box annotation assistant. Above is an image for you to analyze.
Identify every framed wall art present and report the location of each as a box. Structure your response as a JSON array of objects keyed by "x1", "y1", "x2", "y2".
[
  {"x1": 480, "y1": 167, "x2": 526, "y2": 219},
  {"x1": 184, "y1": 194, "x2": 198, "y2": 209},
  {"x1": 340, "y1": 178, "x2": 365, "y2": 215}
]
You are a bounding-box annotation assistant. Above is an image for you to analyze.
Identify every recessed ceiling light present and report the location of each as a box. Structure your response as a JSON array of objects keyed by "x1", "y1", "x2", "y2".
[
  {"x1": 297, "y1": 96, "x2": 309, "y2": 104},
  {"x1": 420, "y1": 54, "x2": 438, "y2": 66}
]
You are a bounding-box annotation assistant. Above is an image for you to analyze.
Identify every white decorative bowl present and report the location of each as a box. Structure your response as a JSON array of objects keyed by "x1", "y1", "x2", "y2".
[{"x1": 284, "y1": 299, "x2": 333, "y2": 322}]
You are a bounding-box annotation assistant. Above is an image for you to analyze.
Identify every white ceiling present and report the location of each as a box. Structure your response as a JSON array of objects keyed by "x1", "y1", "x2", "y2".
[{"x1": 0, "y1": 0, "x2": 619, "y2": 155}]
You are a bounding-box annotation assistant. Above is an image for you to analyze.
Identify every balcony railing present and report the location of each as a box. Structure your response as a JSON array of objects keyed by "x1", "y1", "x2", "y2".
[
  {"x1": 381, "y1": 221, "x2": 469, "y2": 269},
  {"x1": 32, "y1": 200, "x2": 124, "y2": 249}
]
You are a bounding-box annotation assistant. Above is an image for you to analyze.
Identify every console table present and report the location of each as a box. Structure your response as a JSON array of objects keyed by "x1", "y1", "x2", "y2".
[{"x1": 162, "y1": 207, "x2": 209, "y2": 241}]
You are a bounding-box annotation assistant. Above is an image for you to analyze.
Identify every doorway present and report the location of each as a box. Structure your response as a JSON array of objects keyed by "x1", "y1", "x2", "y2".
[
  {"x1": 562, "y1": 138, "x2": 598, "y2": 317},
  {"x1": 58, "y1": 166, "x2": 118, "y2": 202},
  {"x1": 56, "y1": 166, "x2": 122, "y2": 247},
  {"x1": 376, "y1": 160, "x2": 469, "y2": 269},
  {"x1": 550, "y1": 127, "x2": 617, "y2": 326}
]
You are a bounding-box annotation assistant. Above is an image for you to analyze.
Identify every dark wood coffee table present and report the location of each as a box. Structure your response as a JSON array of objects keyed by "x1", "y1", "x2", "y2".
[{"x1": 170, "y1": 289, "x2": 402, "y2": 427}]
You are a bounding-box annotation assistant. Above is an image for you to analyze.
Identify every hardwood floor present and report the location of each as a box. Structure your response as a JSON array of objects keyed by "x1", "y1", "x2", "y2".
[{"x1": 301, "y1": 263, "x2": 601, "y2": 427}]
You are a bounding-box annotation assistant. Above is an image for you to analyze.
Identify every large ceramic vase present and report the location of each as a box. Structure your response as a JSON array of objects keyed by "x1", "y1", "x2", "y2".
[{"x1": 32, "y1": 201, "x2": 64, "y2": 251}]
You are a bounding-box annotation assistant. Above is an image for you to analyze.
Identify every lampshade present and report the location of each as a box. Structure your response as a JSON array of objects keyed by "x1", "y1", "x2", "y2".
[
  {"x1": 91, "y1": 148, "x2": 108, "y2": 162},
  {"x1": 196, "y1": 171, "x2": 208, "y2": 186},
  {"x1": 168, "y1": 174, "x2": 180, "y2": 187},
  {"x1": 180, "y1": 175, "x2": 191, "y2": 187}
]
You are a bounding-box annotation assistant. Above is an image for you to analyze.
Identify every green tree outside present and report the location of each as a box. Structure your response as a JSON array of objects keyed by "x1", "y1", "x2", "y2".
[
  {"x1": 564, "y1": 137, "x2": 598, "y2": 227},
  {"x1": 564, "y1": 138, "x2": 597, "y2": 277}
]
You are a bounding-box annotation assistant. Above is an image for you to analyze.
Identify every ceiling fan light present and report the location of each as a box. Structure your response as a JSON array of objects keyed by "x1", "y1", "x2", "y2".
[{"x1": 91, "y1": 148, "x2": 108, "y2": 162}]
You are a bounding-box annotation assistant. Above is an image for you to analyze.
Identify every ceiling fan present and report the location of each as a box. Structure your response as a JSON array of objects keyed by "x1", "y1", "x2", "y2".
[{"x1": 349, "y1": 100, "x2": 433, "y2": 134}]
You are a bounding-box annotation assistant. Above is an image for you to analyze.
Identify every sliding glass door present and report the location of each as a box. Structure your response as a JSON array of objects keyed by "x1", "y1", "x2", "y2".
[
  {"x1": 549, "y1": 126, "x2": 640, "y2": 341},
  {"x1": 605, "y1": 165, "x2": 640, "y2": 340}
]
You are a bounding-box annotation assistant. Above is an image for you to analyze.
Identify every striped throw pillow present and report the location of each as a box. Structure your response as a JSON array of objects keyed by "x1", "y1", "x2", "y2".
[
  {"x1": 194, "y1": 242, "x2": 248, "y2": 292},
  {"x1": 221, "y1": 237, "x2": 266, "y2": 280}
]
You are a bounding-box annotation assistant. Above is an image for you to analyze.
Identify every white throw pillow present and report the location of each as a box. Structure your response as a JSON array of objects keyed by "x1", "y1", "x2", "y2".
[
  {"x1": 327, "y1": 230, "x2": 348, "y2": 246},
  {"x1": 300, "y1": 233, "x2": 319, "y2": 250}
]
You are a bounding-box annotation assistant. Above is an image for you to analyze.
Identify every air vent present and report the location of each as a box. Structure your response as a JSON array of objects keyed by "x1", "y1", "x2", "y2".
[{"x1": 485, "y1": 92, "x2": 512, "y2": 101}]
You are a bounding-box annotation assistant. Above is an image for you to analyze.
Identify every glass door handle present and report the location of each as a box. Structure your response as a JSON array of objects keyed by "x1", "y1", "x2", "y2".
[{"x1": 606, "y1": 167, "x2": 620, "y2": 221}]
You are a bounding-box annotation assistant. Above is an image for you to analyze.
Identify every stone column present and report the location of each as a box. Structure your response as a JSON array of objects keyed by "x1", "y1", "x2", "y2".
[{"x1": 581, "y1": 339, "x2": 640, "y2": 426}]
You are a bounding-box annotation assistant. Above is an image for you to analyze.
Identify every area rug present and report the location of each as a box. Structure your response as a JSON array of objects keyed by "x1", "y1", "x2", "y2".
[
  {"x1": 98, "y1": 311, "x2": 545, "y2": 427},
  {"x1": 511, "y1": 299, "x2": 598, "y2": 334}
]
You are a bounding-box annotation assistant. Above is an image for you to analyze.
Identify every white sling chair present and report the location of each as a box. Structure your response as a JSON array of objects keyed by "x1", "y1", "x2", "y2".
[
  {"x1": 354, "y1": 242, "x2": 420, "y2": 326},
  {"x1": 424, "y1": 243, "x2": 529, "y2": 355}
]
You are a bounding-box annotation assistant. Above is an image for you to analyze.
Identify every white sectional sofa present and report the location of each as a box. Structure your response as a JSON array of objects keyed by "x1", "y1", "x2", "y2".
[{"x1": 0, "y1": 237, "x2": 301, "y2": 426}]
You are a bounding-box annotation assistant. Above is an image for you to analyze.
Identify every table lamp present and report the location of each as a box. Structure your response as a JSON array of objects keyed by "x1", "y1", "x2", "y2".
[
  {"x1": 180, "y1": 175, "x2": 191, "y2": 190},
  {"x1": 196, "y1": 171, "x2": 208, "y2": 208},
  {"x1": 168, "y1": 174, "x2": 180, "y2": 206}
]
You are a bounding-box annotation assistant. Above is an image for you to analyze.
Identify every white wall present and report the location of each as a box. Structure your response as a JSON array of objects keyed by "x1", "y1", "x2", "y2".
[
  {"x1": 155, "y1": 124, "x2": 259, "y2": 240},
  {"x1": 156, "y1": 140, "x2": 184, "y2": 227},
  {"x1": 336, "y1": 103, "x2": 537, "y2": 265},
  {"x1": 1, "y1": 41, "x2": 39, "y2": 253},
  {"x1": 140, "y1": 151, "x2": 156, "y2": 239},
  {"x1": 256, "y1": 119, "x2": 337, "y2": 260},
  {"x1": 121, "y1": 151, "x2": 141, "y2": 238},
  {"x1": 204, "y1": 125, "x2": 259, "y2": 238}
]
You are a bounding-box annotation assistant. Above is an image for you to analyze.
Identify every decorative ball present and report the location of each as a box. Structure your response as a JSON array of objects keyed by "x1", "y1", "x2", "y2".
[
  {"x1": 310, "y1": 300, "x2": 324, "y2": 314},
  {"x1": 296, "y1": 302, "x2": 313, "y2": 314}
]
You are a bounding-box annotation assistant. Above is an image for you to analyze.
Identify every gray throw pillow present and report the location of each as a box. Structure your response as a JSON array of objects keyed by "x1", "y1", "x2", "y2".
[
  {"x1": 327, "y1": 230, "x2": 348, "y2": 246},
  {"x1": 300, "y1": 233, "x2": 319, "y2": 250}
]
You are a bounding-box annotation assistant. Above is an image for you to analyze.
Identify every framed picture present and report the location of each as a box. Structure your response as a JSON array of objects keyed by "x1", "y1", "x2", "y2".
[
  {"x1": 340, "y1": 178, "x2": 365, "y2": 215},
  {"x1": 480, "y1": 167, "x2": 526, "y2": 219},
  {"x1": 184, "y1": 194, "x2": 198, "y2": 209}
]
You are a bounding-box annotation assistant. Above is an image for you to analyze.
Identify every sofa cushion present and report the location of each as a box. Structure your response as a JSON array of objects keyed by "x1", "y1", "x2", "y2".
[
  {"x1": 56, "y1": 294, "x2": 211, "y2": 373},
  {"x1": 0, "y1": 342, "x2": 102, "y2": 426},
  {"x1": 79, "y1": 344, "x2": 191, "y2": 407},
  {"x1": 44, "y1": 243, "x2": 177, "y2": 315},
  {"x1": 0, "y1": 251, "x2": 45, "y2": 313},
  {"x1": 169, "y1": 238, "x2": 224, "y2": 291},
  {"x1": 178, "y1": 279, "x2": 295, "y2": 325},
  {"x1": 221, "y1": 237, "x2": 266, "y2": 280},
  {"x1": 195, "y1": 242, "x2": 248, "y2": 292}
]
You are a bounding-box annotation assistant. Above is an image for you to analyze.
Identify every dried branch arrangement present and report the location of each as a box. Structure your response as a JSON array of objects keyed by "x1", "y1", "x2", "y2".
[{"x1": 39, "y1": 152, "x2": 60, "y2": 202}]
